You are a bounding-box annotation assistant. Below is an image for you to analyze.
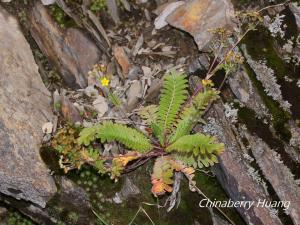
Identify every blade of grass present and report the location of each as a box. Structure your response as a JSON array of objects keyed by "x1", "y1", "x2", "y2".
[
  {"x1": 92, "y1": 209, "x2": 109, "y2": 225},
  {"x1": 127, "y1": 206, "x2": 155, "y2": 225},
  {"x1": 127, "y1": 207, "x2": 142, "y2": 225}
]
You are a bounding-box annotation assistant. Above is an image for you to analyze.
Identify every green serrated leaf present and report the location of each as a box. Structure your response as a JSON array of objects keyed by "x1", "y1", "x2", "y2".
[
  {"x1": 78, "y1": 121, "x2": 152, "y2": 153},
  {"x1": 169, "y1": 89, "x2": 219, "y2": 142},
  {"x1": 157, "y1": 71, "x2": 188, "y2": 135}
]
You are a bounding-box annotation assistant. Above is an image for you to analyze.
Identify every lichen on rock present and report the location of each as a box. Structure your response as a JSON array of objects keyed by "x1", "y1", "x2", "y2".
[{"x1": 241, "y1": 45, "x2": 291, "y2": 112}]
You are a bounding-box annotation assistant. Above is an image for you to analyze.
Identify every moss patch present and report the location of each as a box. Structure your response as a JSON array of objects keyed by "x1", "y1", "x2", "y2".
[
  {"x1": 195, "y1": 172, "x2": 246, "y2": 225},
  {"x1": 43, "y1": 159, "x2": 246, "y2": 225},
  {"x1": 242, "y1": 27, "x2": 289, "y2": 79},
  {"x1": 6, "y1": 209, "x2": 36, "y2": 225},
  {"x1": 49, "y1": 4, "x2": 76, "y2": 28}
]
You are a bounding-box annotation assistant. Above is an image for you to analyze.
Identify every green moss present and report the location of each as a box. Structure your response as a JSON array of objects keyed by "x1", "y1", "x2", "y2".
[
  {"x1": 57, "y1": 222, "x2": 67, "y2": 225},
  {"x1": 42, "y1": 156, "x2": 246, "y2": 225},
  {"x1": 90, "y1": 0, "x2": 124, "y2": 12},
  {"x1": 242, "y1": 28, "x2": 288, "y2": 79},
  {"x1": 90, "y1": 0, "x2": 107, "y2": 12},
  {"x1": 66, "y1": 163, "x2": 247, "y2": 225},
  {"x1": 7, "y1": 210, "x2": 35, "y2": 225},
  {"x1": 49, "y1": 4, "x2": 75, "y2": 28},
  {"x1": 67, "y1": 212, "x2": 79, "y2": 223},
  {"x1": 194, "y1": 172, "x2": 246, "y2": 225},
  {"x1": 237, "y1": 107, "x2": 256, "y2": 127},
  {"x1": 54, "y1": 102, "x2": 61, "y2": 111}
]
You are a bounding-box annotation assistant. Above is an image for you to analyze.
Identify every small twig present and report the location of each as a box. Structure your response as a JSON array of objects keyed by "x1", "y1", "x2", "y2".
[
  {"x1": 205, "y1": 27, "x2": 252, "y2": 80},
  {"x1": 128, "y1": 206, "x2": 155, "y2": 225},
  {"x1": 206, "y1": 43, "x2": 224, "y2": 77},
  {"x1": 141, "y1": 201, "x2": 165, "y2": 208},
  {"x1": 123, "y1": 150, "x2": 168, "y2": 173},
  {"x1": 257, "y1": 0, "x2": 290, "y2": 13},
  {"x1": 98, "y1": 116, "x2": 147, "y2": 126},
  {"x1": 140, "y1": 51, "x2": 177, "y2": 58}
]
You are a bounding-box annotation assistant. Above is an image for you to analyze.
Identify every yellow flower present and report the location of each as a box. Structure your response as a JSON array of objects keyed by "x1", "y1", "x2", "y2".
[
  {"x1": 101, "y1": 77, "x2": 110, "y2": 87},
  {"x1": 201, "y1": 79, "x2": 213, "y2": 87}
]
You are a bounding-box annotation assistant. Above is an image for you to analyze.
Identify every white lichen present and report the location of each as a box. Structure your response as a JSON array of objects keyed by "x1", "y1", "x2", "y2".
[
  {"x1": 282, "y1": 35, "x2": 300, "y2": 66},
  {"x1": 273, "y1": 151, "x2": 283, "y2": 164},
  {"x1": 242, "y1": 46, "x2": 291, "y2": 112},
  {"x1": 282, "y1": 39, "x2": 294, "y2": 53},
  {"x1": 203, "y1": 117, "x2": 220, "y2": 137},
  {"x1": 264, "y1": 14, "x2": 286, "y2": 39},
  {"x1": 297, "y1": 79, "x2": 300, "y2": 88},
  {"x1": 224, "y1": 103, "x2": 238, "y2": 123},
  {"x1": 247, "y1": 166, "x2": 269, "y2": 195},
  {"x1": 284, "y1": 76, "x2": 293, "y2": 82},
  {"x1": 243, "y1": 153, "x2": 254, "y2": 162},
  {"x1": 269, "y1": 208, "x2": 279, "y2": 218},
  {"x1": 289, "y1": 126, "x2": 300, "y2": 148}
]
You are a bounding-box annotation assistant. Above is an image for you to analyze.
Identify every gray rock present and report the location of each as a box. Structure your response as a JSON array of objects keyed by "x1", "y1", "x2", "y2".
[
  {"x1": 61, "y1": 94, "x2": 82, "y2": 123},
  {"x1": 228, "y1": 65, "x2": 269, "y2": 118},
  {"x1": 200, "y1": 103, "x2": 284, "y2": 225},
  {"x1": 241, "y1": 45, "x2": 291, "y2": 112},
  {"x1": 289, "y1": 3, "x2": 300, "y2": 30},
  {"x1": 0, "y1": 6, "x2": 56, "y2": 208},
  {"x1": 126, "y1": 80, "x2": 142, "y2": 111},
  {"x1": 166, "y1": 0, "x2": 235, "y2": 50},
  {"x1": 188, "y1": 55, "x2": 210, "y2": 74},
  {"x1": 41, "y1": 0, "x2": 55, "y2": 5},
  {"x1": 106, "y1": 0, "x2": 120, "y2": 24},
  {"x1": 154, "y1": 1, "x2": 185, "y2": 29},
  {"x1": 30, "y1": 2, "x2": 102, "y2": 89},
  {"x1": 60, "y1": 177, "x2": 91, "y2": 213},
  {"x1": 0, "y1": 176, "x2": 92, "y2": 225},
  {"x1": 208, "y1": 208, "x2": 231, "y2": 225},
  {"x1": 93, "y1": 95, "x2": 108, "y2": 118},
  {"x1": 113, "y1": 177, "x2": 140, "y2": 204},
  {"x1": 246, "y1": 134, "x2": 300, "y2": 225},
  {"x1": 145, "y1": 78, "x2": 163, "y2": 103},
  {"x1": 128, "y1": 66, "x2": 142, "y2": 80}
]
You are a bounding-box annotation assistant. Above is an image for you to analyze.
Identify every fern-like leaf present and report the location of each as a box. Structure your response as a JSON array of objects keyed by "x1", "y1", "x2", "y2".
[
  {"x1": 151, "y1": 122, "x2": 164, "y2": 145},
  {"x1": 78, "y1": 121, "x2": 152, "y2": 152},
  {"x1": 135, "y1": 105, "x2": 158, "y2": 125},
  {"x1": 157, "y1": 71, "x2": 188, "y2": 138},
  {"x1": 169, "y1": 89, "x2": 219, "y2": 143},
  {"x1": 77, "y1": 124, "x2": 103, "y2": 146},
  {"x1": 151, "y1": 156, "x2": 174, "y2": 196},
  {"x1": 166, "y1": 134, "x2": 224, "y2": 168}
]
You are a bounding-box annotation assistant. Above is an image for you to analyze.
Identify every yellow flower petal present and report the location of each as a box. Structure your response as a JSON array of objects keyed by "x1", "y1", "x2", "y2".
[
  {"x1": 101, "y1": 77, "x2": 110, "y2": 87},
  {"x1": 201, "y1": 79, "x2": 213, "y2": 86}
]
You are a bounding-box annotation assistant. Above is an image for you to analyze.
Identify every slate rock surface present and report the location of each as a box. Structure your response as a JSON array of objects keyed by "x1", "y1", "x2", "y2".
[
  {"x1": 30, "y1": 2, "x2": 102, "y2": 89},
  {"x1": 0, "y1": 6, "x2": 56, "y2": 208},
  {"x1": 166, "y1": 0, "x2": 235, "y2": 50}
]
